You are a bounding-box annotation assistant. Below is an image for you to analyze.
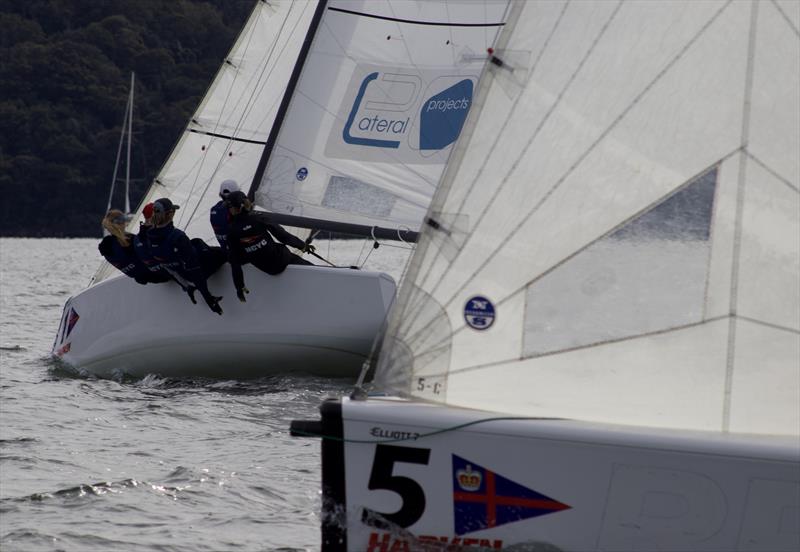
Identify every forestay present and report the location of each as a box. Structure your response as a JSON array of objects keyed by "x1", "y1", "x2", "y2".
[
  {"x1": 252, "y1": 0, "x2": 511, "y2": 234},
  {"x1": 375, "y1": 0, "x2": 800, "y2": 437},
  {"x1": 93, "y1": 1, "x2": 317, "y2": 283}
]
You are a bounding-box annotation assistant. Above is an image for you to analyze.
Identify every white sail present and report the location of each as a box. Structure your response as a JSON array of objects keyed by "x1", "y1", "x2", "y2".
[
  {"x1": 252, "y1": 0, "x2": 510, "y2": 233},
  {"x1": 375, "y1": 0, "x2": 800, "y2": 436},
  {"x1": 93, "y1": 1, "x2": 318, "y2": 283}
]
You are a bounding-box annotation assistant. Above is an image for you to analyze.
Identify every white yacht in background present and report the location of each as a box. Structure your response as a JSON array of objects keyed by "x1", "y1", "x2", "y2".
[
  {"x1": 53, "y1": 0, "x2": 511, "y2": 378},
  {"x1": 292, "y1": 1, "x2": 800, "y2": 549}
]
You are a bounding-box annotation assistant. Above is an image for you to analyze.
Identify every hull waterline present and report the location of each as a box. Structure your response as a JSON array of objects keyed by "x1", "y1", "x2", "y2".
[{"x1": 53, "y1": 265, "x2": 396, "y2": 379}]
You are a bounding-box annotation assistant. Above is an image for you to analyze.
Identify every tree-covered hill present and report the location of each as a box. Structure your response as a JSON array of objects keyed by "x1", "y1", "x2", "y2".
[{"x1": 0, "y1": 0, "x2": 253, "y2": 236}]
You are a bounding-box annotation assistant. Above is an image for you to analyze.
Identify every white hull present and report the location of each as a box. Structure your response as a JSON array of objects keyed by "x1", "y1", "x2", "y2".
[
  {"x1": 53, "y1": 266, "x2": 396, "y2": 379},
  {"x1": 299, "y1": 397, "x2": 800, "y2": 551}
]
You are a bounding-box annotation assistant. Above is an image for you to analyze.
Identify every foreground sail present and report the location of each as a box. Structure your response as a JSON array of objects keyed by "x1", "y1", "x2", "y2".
[
  {"x1": 54, "y1": 0, "x2": 510, "y2": 378},
  {"x1": 293, "y1": 1, "x2": 800, "y2": 549}
]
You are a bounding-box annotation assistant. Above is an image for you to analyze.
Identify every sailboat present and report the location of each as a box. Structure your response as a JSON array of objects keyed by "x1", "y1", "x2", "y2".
[
  {"x1": 53, "y1": 0, "x2": 511, "y2": 378},
  {"x1": 292, "y1": 1, "x2": 800, "y2": 550}
]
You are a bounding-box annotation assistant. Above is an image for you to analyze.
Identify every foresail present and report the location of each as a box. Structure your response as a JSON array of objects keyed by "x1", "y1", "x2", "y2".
[
  {"x1": 376, "y1": 0, "x2": 800, "y2": 436},
  {"x1": 251, "y1": 0, "x2": 511, "y2": 234},
  {"x1": 92, "y1": 1, "x2": 317, "y2": 284}
]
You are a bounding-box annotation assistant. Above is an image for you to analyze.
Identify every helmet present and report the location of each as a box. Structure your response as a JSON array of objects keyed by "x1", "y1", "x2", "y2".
[{"x1": 219, "y1": 179, "x2": 240, "y2": 198}]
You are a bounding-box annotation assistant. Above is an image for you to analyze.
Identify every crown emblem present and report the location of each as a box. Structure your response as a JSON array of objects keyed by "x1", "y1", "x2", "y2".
[{"x1": 456, "y1": 465, "x2": 482, "y2": 492}]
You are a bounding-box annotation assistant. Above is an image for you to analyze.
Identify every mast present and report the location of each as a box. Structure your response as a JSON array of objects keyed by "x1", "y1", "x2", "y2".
[
  {"x1": 248, "y1": 0, "x2": 328, "y2": 201},
  {"x1": 125, "y1": 72, "x2": 134, "y2": 215},
  {"x1": 105, "y1": 72, "x2": 134, "y2": 230}
]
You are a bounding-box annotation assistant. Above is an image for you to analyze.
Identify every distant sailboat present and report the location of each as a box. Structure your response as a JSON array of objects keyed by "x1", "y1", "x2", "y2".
[
  {"x1": 53, "y1": 0, "x2": 510, "y2": 378},
  {"x1": 292, "y1": 1, "x2": 800, "y2": 550}
]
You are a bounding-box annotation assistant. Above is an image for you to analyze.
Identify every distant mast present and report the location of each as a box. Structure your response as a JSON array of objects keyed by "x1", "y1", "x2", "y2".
[{"x1": 105, "y1": 71, "x2": 135, "y2": 231}]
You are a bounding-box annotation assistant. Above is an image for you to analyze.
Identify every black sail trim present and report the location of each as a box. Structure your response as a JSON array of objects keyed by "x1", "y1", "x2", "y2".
[
  {"x1": 248, "y1": 0, "x2": 329, "y2": 199},
  {"x1": 188, "y1": 128, "x2": 267, "y2": 145},
  {"x1": 327, "y1": 6, "x2": 505, "y2": 27}
]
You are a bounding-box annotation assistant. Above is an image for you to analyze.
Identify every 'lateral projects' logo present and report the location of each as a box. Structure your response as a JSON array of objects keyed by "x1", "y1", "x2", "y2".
[{"x1": 326, "y1": 65, "x2": 476, "y2": 164}]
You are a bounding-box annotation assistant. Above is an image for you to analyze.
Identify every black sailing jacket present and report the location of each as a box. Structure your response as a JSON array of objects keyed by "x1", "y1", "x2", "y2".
[{"x1": 226, "y1": 212, "x2": 306, "y2": 291}]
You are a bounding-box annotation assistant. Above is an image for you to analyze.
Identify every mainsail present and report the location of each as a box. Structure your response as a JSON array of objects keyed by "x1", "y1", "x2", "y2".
[
  {"x1": 374, "y1": 0, "x2": 800, "y2": 436},
  {"x1": 92, "y1": 0, "x2": 511, "y2": 283},
  {"x1": 251, "y1": 0, "x2": 510, "y2": 236}
]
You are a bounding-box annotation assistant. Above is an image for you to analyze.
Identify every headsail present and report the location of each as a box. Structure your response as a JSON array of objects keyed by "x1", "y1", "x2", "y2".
[
  {"x1": 375, "y1": 0, "x2": 800, "y2": 436},
  {"x1": 93, "y1": 1, "x2": 318, "y2": 283}
]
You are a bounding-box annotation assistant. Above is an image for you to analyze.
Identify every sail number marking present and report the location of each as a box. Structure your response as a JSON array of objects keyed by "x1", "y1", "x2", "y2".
[
  {"x1": 416, "y1": 377, "x2": 442, "y2": 394},
  {"x1": 362, "y1": 444, "x2": 431, "y2": 529}
]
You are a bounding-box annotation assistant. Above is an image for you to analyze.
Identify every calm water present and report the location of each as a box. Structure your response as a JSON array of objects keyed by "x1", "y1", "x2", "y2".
[{"x1": 0, "y1": 238, "x2": 408, "y2": 551}]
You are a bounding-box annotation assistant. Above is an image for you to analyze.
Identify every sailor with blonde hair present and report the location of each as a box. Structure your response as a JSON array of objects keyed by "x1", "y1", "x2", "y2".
[{"x1": 98, "y1": 209, "x2": 170, "y2": 285}]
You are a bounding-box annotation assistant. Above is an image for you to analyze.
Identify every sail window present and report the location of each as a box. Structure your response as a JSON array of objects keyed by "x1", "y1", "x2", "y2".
[
  {"x1": 322, "y1": 175, "x2": 397, "y2": 217},
  {"x1": 523, "y1": 167, "x2": 718, "y2": 357}
]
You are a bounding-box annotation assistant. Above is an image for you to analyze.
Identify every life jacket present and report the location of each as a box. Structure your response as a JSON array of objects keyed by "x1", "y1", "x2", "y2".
[
  {"x1": 209, "y1": 200, "x2": 230, "y2": 251},
  {"x1": 98, "y1": 234, "x2": 148, "y2": 279},
  {"x1": 228, "y1": 214, "x2": 293, "y2": 275},
  {"x1": 145, "y1": 223, "x2": 209, "y2": 294},
  {"x1": 133, "y1": 226, "x2": 166, "y2": 275}
]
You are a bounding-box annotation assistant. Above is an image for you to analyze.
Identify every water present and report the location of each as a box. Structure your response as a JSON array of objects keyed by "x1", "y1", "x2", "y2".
[{"x1": 0, "y1": 238, "x2": 410, "y2": 551}]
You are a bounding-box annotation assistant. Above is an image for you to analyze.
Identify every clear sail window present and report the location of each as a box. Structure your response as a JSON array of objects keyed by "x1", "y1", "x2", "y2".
[
  {"x1": 523, "y1": 168, "x2": 718, "y2": 357},
  {"x1": 322, "y1": 175, "x2": 397, "y2": 218}
]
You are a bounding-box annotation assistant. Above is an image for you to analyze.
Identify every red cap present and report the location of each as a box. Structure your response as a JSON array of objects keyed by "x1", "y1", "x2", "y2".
[{"x1": 142, "y1": 203, "x2": 154, "y2": 219}]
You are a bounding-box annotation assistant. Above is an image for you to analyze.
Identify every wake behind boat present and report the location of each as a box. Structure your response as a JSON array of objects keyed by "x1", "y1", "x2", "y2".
[{"x1": 54, "y1": 0, "x2": 509, "y2": 378}]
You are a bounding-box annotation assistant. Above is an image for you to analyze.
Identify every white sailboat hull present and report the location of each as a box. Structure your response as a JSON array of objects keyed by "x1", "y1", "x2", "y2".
[
  {"x1": 53, "y1": 266, "x2": 396, "y2": 379},
  {"x1": 306, "y1": 397, "x2": 800, "y2": 551}
]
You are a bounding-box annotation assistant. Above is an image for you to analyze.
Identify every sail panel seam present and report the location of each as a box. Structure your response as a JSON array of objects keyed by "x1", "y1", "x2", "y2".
[
  {"x1": 771, "y1": 0, "x2": 800, "y2": 37},
  {"x1": 746, "y1": 151, "x2": 800, "y2": 193},
  {"x1": 433, "y1": 1, "x2": 733, "y2": 313},
  {"x1": 416, "y1": 0, "x2": 570, "y2": 294},
  {"x1": 724, "y1": 0, "x2": 760, "y2": 433},
  {"x1": 423, "y1": 315, "x2": 732, "y2": 378},
  {"x1": 407, "y1": 0, "x2": 628, "y2": 345}
]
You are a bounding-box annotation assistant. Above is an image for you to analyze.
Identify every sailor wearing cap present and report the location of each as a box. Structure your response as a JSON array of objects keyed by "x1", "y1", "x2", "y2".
[
  {"x1": 144, "y1": 198, "x2": 225, "y2": 315},
  {"x1": 210, "y1": 179, "x2": 239, "y2": 251},
  {"x1": 224, "y1": 191, "x2": 315, "y2": 303}
]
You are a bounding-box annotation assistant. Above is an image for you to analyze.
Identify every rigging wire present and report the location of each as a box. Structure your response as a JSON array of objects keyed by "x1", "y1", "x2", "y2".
[{"x1": 180, "y1": 3, "x2": 310, "y2": 228}]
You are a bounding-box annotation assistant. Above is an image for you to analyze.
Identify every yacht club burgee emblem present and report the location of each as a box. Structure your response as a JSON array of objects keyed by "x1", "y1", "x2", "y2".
[{"x1": 452, "y1": 454, "x2": 570, "y2": 534}]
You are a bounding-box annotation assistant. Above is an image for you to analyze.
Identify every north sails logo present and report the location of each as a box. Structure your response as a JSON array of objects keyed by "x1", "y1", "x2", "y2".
[{"x1": 342, "y1": 70, "x2": 473, "y2": 151}]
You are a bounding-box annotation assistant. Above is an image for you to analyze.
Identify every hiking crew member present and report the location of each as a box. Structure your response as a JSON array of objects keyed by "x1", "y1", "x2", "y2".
[
  {"x1": 210, "y1": 179, "x2": 240, "y2": 251},
  {"x1": 99, "y1": 209, "x2": 170, "y2": 285},
  {"x1": 224, "y1": 191, "x2": 314, "y2": 302},
  {"x1": 146, "y1": 198, "x2": 225, "y2": 315},
  {"x1": 133, "y1": 202, "x2": 197, "y2": 302}
]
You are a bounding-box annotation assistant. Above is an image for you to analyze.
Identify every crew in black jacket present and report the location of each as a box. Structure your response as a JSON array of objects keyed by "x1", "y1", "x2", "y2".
[
  {"x1": 225, "y1": 191, "x2": 314, "y2": 302},
  {"x1": 98, "y1": 209, "x2": 171, "y2": 285},
  {"x1": 146, "y1": 198, "x2": 225, "y2": 315}
]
